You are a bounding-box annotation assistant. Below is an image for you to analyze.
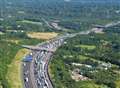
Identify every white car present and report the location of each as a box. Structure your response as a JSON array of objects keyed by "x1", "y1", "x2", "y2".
[{"x1": 24, "y1": 77, "x2": 29, "y2": 82}]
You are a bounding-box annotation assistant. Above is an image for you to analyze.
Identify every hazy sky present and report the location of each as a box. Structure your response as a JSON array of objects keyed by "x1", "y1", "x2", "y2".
[{"x1": 63, "y1": 0, "x2": 120, "y2": 2}]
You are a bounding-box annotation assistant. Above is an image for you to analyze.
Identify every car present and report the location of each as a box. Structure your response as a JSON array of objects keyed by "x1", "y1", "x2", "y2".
[
  {"x1": 23, "y1": 63, "x2": 26, "y2": 66},
  {"x1": 24, "y1": 77, "x2": 29, "y2": 82},
  {"x1": 24, "y1": 70, "x2": 29, "y2": 75}
]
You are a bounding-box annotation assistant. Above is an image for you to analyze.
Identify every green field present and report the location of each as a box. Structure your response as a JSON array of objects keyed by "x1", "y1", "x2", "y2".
[
  {"x1": 75, "y1": 81, "x2": 107, "y2": 88},
  {"x1": 115, "y1": 80, "x2": 120, "y2": 88},
  {"x1": 18, "y1": 20, "x2": 42, "y2": 25},
  {"x1": 0, "y1": 41, "x2": 20, "y2": 88},
  {"x1": 75, "y1": 45, "x2": 96, "y2": 50},
  {"x1": 6, "y1": 49, "x2": 29, "y2": 88}
]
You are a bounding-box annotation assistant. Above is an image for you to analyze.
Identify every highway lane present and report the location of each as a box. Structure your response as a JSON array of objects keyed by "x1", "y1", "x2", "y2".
[
  {"x1": 22, "y1": 62, "x2": 34, "y2": 88},
  {"x1": 22, "y1": 38, "x2": 65, "y2": 88},
  {"x1": 32, "y1": 39, "x2": 64, "y2": 88},
  {"x1": 22, "y1": 51, "x2": 39, "y2": 88}
]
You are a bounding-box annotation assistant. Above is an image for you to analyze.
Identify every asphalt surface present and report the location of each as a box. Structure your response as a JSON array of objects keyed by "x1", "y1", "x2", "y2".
[
  {"x1": 22, "y1": 62, "x2": 34, "y2": 88},
  {"x1": 22, "y1": 38, "x2": 65, "y2": 88}
]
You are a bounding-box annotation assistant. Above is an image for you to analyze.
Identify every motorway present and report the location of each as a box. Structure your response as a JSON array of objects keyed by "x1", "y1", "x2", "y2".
[
  {"x1": 22, "y1": 31, "x2": 91, "y2": 88},
  {"x1": 22, "y1": 62, "x2": 34, "y2": 88},
  {"x1": 22, "y1": 21, "x2": 120, "y2": 88},
  {"x1": 22, "y1": 37, "x2": 65, "y2": 88}
]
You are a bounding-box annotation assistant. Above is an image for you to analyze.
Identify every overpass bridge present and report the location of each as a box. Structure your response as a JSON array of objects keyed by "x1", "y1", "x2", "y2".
[
  {"x1": 93, "y1": 21, "x2": 120, "y2": 29},
  {"x1": 22, "y1": 45, "x2": 56, "y2": 52}
]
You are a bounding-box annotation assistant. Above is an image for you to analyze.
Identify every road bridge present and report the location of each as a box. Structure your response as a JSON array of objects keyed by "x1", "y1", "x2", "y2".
[{"x1": 22, "y1": 45, "x2": 56, "y2": 52}]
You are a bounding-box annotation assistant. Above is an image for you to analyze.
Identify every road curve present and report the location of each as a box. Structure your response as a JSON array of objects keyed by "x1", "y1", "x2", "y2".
[{"x1": 22, "y1": 37, "x2": 65, "y2": 88}]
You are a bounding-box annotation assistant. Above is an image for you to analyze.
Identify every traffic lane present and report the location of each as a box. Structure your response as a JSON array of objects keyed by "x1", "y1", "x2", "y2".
[
  {"x1": 44, "y1": 52, "x2": 53, "y2": 88},
  {"x1": 33, "y1": 52, "x2": 52, "y2": 88},
  {"x1": 30, "y1": 57, "x2": 38, "y2": 88},
  {"x1": 23, "y1": 62, "x2": 30, "y2": 88},
  {"x1": 23, "y1": 39, "x2": 65, "y2": 88},
  {"x1": 23, "y1": 62, "x2": 34, "y2": 88},
  {"x1": 40, "y1": 52, "x2": 53, "y2": 88},
  {"x1": 36, "y1": 42, "x2": 63, "y2": 88},
  {"x1": 23, "y1": 62, "x2": 32, "y2": 88},
  {"x1": 33, "y1": 51, "x2": 47, "y2": 88}
]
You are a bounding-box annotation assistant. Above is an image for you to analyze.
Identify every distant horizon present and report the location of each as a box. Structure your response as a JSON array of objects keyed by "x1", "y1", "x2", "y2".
[
  {"x1": 1, "y1": 0, "x2": 120, "y2": 4},
  {"x1": 63, "y1": 0, "x2": 120, "y2": 3}
]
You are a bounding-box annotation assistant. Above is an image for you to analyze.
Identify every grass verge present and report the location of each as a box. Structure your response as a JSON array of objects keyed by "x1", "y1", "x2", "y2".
[
  {"x1": 75, "y1": 45, "x2": 96, "y2": 50},
  {"x1": 6, "y1": 49, "x2": 29, "y2": 88},
  {"x1": 115, "y1": 80, "x2": 120, "y2": 88}
]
